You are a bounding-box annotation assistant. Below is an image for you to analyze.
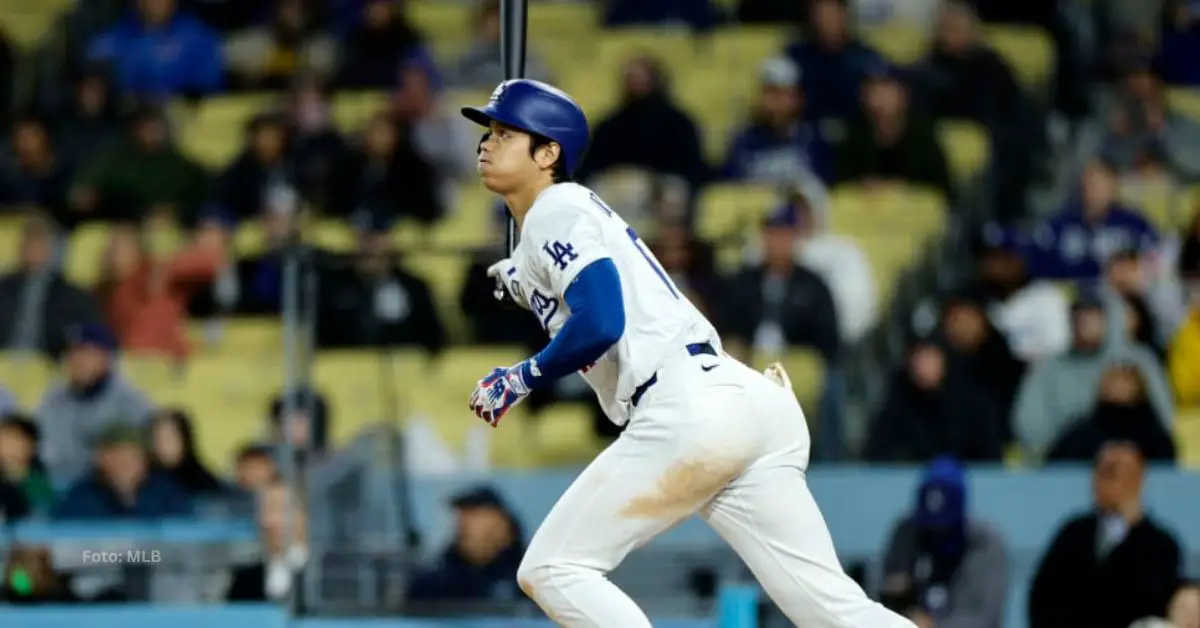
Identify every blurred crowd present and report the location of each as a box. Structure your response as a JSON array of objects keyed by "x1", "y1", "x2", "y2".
[{"x1": 0, "y1": 0, "x2": 1195, "y2": 625}]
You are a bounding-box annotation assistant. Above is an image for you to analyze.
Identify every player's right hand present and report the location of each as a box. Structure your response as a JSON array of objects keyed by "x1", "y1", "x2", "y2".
[{"x1": 486, "y1": 258, "x2": 530, "y2": 309}]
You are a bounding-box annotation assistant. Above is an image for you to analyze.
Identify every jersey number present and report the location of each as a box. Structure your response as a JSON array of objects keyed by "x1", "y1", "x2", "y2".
[
  {"x1": 587, "y1": 194, "x2": 681, "y2": 300},
  {"x1": 543, "y1": 241, "x2": 579, "y2": 270}
]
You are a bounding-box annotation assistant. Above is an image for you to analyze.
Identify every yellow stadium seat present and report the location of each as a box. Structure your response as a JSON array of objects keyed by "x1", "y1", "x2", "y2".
[
  {"x1": 433, "y1": 183, "x2": 499, "y2": 249},
  {"x1": 0, "y1": 216, "x2": 23, "y2": 271},
  {"x1": 984, "y1": 26, "x2": 1055, "y2": 92},
  {"x1": 177, "y1": 94, "x2": 275, "y2": 168},
  {"x1": 309, "y1": 218, "x2": 356, "y2": 252},
  {"x1": 120, "y1": 355, "x2": 186, "y2": 406},
  {"x1": 855, "y1": 231, "x2": 923, "y2": 304},
  {"x1": 331, "y1": 91, "x2": 389, "y2": 134},
  {"x1": 528, "y1": 1, "x2": 598, "y2": 41},
  {"x1": 526, "y1": 402, "x2": 602, "y2": 467},
  {"x1": 189, "y1": 317, "x2": 282, "y2": 356},
  {"x1": 312, "y1": 350, "x2": 386, "y2": 444},
  {"x1": 938, "y1": 121, "x2": 990, "y2": 184},
  {"x1": 1118, "y1": 180, "x2": 1200, "y2": 232},
  {"x1": 696, "y1": 183, "x2": 782, "y2": 243},
  {"x1": 1168, "y1": 88, "x2": 1200, "y2": 124},
  {"x1": 0, "y1": 11, "x2": 59, "y2": 50},
  {"x1": 65, "y1": 222, "x2": 111, "y2": 286},
  {"x1": 403, "y1": 347, "x2": 527, "y2": 450},
  {"x1": 403, "y1": 252, "x2": 472, "y2": 338},
  {"x1": 1178, "y1": 407, "x2": 1200, "y2": 469},
  {"x1": 750, "y1": 348, "x2": 825, "y2": 416},
  {"x1": 675, "y1": 75, "x2": 742, "y2": 161},
  {"x1": 571, "y1": 28, "x2": 699, "y2": 116},
  {"x1": 860, "y1": 23, "x2": 928, "y2": 65},
  {"x1": 0, "y1": 351, "x2": 54, "y2": 409},
  {"x1": 182, "y1": 353, "x2": 283, "y2": 471},
  {"x1": 827, "y1": 185, "x2": 947, "y2": 243},
  {"x1": 233, "y1": 221, "x2": 266, "y2": 258}
]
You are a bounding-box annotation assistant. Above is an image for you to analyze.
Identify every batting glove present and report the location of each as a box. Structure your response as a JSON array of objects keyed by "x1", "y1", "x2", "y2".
[
  {"x1": 468, "y1": 364, "x2": 531, "y2": 426},
  {"x1": 487, "y1": 258, "x2": 529, "y2": 309}
]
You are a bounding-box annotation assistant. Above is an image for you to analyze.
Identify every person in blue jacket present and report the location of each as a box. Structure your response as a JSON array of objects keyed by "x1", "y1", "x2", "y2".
[
  {"x1": 52, "y1": 423, "x2": 192, "y2": 520},
  {"x1": 87, "y1": 0, "x2": 223, "y2": 99},
  {"x1": 1026, "y1": 159, "x2": 1159, "y2": 280}
]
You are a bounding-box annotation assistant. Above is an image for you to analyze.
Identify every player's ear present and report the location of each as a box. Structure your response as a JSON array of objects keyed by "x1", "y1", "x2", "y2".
[{"x1": 534, "y1": 142, "x2": 561, "y2": 171}]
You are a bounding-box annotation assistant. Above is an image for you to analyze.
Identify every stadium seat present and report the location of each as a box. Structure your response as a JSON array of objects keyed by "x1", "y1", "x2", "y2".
[
  {"x1": 182, "y1": 353, "x2": 283, "y2": 471},
  {"x1": 938, "y1": 121, "x2": 990, "y2": 184},
  {"x1": 407, "y1": 0, "x2": 473, "y2": 61},
  {"x1": 983, "y1": 26, "x2": 1055, "y2": 93},
  {"x1": 695, "y1": 183, "x2": 783, "y2": 244},
  {"x1": 309, "y1": 219, "x2": 357, "y2": 252},
  {"x1": 64, "y1": 222, "x2": 111, "y2": 286},
  {"x1": 188, "y1": 317, "x2": 283, "y2": 356},
  {"x1": 431, "y1": 183, "x2": 499, "y2": 249},
  {"x1": 120, "y1": 354, "x2": 186, "y2": 406},
  {"x1": 854, "y1": 232, "x2": 923, "y2": 305},
  {"x1": 404, "y1": 346, "x2": 526, "y2": 449},
  {"x1": 1168, "y1": 88, "x2": 1200, "y2": 124},
  {"x1": 827, "y1": 184, "x2": 947, "y2": 245},
  {"x1": 1178, "y1": 407, "x2": 1200, "y2": 469},
  {"x1": 331, "y1": 91, "x2": 389, "y2": 134},
  {"x1": 523, "y1": 402, "x2": 603, "y2": 468},
  {"x1": 0, "y1": 351, "x2": 55, "y2": 409},
  {"x1": 0, "y1": 3, "x2": 65, "y2": 50},
  {"x1": 1118, "y1": 180, "x2": 1200, "y2": 232},
  {"x1": 860, "y1": 23, "x2": 928, "y2": 65},
  {"x1": 402, "y1": 252, "x2": 472, "y2": 339},
  {"x1": 0, "y1": 216, "x2": 23, "y2": 270},
  {"x1": 176, "y1": 94, "x2": 275, "y2": 168},
  {"x1": 312, "y1": 350, "x2": 388, "y2": 444},
  {"x1": 750, "y1": 348, "x2": 825, "y2": 417}
]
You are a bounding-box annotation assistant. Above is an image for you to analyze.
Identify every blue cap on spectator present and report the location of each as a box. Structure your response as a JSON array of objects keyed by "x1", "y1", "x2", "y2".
[
  {"x1": 66, "y1": 322, "x2": 118, "y2": 353},
  {"x1": 450, "y1": 485, "x2": 506, "y2": 510},
  {"x1": 763, "y1": 201, "x2": 806, "y2": 229},
  {"x1": 914, "y1": 456, "x2": 966, "y2": 529}
]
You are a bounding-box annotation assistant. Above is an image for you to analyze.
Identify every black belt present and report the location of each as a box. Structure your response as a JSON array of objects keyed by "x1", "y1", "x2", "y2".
[{"x1": 630, "y1": 342, "x2": 718, "y2": 408}]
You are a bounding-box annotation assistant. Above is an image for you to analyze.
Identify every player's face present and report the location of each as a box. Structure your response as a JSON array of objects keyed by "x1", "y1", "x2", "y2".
[{"x1": 477, "y1": 121, "x2": 558, "y2": 194}]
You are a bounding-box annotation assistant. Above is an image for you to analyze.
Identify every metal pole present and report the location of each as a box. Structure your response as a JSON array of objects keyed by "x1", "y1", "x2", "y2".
[{"x1": 279, "y1": 243, "x2": 301, "y2": 614}]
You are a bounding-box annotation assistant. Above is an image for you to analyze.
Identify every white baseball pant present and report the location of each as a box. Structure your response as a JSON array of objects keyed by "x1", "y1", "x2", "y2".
[{"x1": 517, "y1": 348, "x2": 915, "y2": 627}]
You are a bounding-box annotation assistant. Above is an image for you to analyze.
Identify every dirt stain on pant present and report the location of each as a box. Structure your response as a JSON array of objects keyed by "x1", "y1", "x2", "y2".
[{"x1": 619, "y1": 457, "x2": 748, "y2": 520}]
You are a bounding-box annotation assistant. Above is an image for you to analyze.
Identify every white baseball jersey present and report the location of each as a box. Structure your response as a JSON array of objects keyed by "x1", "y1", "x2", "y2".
[{"x1": 508, "y1": 182, "x2": 719, "y2": 425}]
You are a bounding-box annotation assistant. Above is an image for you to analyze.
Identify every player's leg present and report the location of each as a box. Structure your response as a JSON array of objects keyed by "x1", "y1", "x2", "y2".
[
  {"x1": 517, "y1": 363, "x2": 762, "y2": 627},
  {"x1": 700, "y1": 372, "x2": 917, "y2": 628}
]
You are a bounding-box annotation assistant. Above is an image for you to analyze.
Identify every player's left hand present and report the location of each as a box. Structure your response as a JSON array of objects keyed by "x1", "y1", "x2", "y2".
[{"x1": 468, "y1": 364, "x2": 531, "y2": 426}]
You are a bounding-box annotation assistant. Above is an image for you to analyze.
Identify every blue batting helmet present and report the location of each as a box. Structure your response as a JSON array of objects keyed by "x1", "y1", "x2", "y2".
[{"x1": 461, "y1": 79, "x2": 589, "y2": 175}]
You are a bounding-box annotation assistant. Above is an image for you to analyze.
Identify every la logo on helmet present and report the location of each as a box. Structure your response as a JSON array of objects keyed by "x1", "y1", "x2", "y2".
[{"x1": 490, "y1": 81, "x2": 512, "y2": 104}]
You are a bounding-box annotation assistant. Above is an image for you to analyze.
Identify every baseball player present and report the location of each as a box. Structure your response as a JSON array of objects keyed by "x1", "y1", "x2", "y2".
[{"x1": 464, "y1": 79, "x2": 914, "y2": 628}]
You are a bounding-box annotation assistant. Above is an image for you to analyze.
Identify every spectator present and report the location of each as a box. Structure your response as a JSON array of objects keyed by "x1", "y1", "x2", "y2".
[
  {"x1": 834, "y1": 64, "x2": 953, "y2": 198},
  {"x1": 1095, "y1": 56, "x2": 1200, "y2": 180},
  {"x1": 754, "y1": 188, "x2": 877, "y2": 343},
  {"x1": 233, "y1": 443, "x2": 278, "y2": 493},
  {"x1": 0, "y1": 546, "x2": 78, "y2": 604},
  {"x1": 224, "y1": 0, "x2": 336, "y2": 91},
  {"x1": 575, "y1": 56, "x2": 708, "y2": 188},
  {"x1": 785, "y1": 0, "x2": 885, "y2": 124},
  {"x1": 880, "y1": 457, "x2": 1008, "y2": 628},
  {"x1": 1029, "y1": 441, "x2": 1181, "y2": 628},
  {"x1": 229, "y1": 189, "x2": 316, "y2": 315},
  {"x1": 36, "y1": 322, "x2": 153, "y2": 483},
  {"x1": 1121, "y1": 291, "x2": 1168, "y2": 362},
  {"x1": 407, "y1": 485, "x2": 525, "y2": 604},
  {"x1": 214, "y1": 113, "x2": 296, "y2": 221},
  {"x1": 71, "y1": 105, "x2": 211, "y2": 225},
  {"x1": 449, "y1": 0, "x2": 552, "y2": 89},
  {"x1": 911, "y1": 1, "x2": 1034, "y2": 218},
  {"x1": 94, "y1": 221, "x2": 221, "y2": 359},
  {"x1": 337, "y1": 0, "x2": 428, "y2": 89},
  {"x1": 86, "y1": 0, "x2": 223, "y2": 99},
  {"x1": 603, "y1": 0, "x2": 719, "y2": 30},
  {"x1": 147, "y1": 408, "x2": 224, "y2": 496},
  {"x1": 865, "y1": 336, "x2": 1005, "y2": 463},
  {"x1": 53, "y1": 423, "x2": 192, "y2": 519},
  {"x1": 964, "y1": 224, "x2": 1072, "y2": 362},
  {"x1": 648, "y1": 222, "x2": 719, "y2": 318},
  {"x1": 1168, "y1": 280, "x2": 1200, "y2": 407},
  {"x1": 0, "y1": 214, "x2": 103, "y2": 359},
  {"x1": 226, "y1": 481, "x2": 309, "y2": 602},
  {"x1": 938, "y1": 292, "x2": 1025, "y2": 440},
  {"x1": 268, "y1": 387, "x2": 330, "y2": 470},
  {"x1": 1105, "y1": 248, "x2": 1181, "y2": 353},
  {"x1": 1014, "y1": 292, "x2": 1176, "y2": 456},
  {"x1": 327, "y1": 113, "x2": 442, "y2": 225},
  {"x1": 52, "y1": 69, "x2": 123, "y2": 173},
  {"x1": 316, "y1": 219, "x2": 446, "y2": 352},
  {"x1": 1026, "y1": 159, "x2": 1159, "y2": 281},
  {"x1": 1155, "y1": 1, "x2": 1200, "y2": 86},
  {"x1": 1048, "y1": 364, "x2": 1177, "y2": 462},
  {"x1": 391, "y1": 61, "x2": 475, "y2": 187},
  {"x1": 0, "y1": 415, "x2": 55, "y2": 515},
  {"x1": 722, "y1": 57, "x2": 832, "y2": 185},
  {"x1": 0, "y1": 115, "x2": 76, "y2": 229},
  {"x1": 720, "y1": 201, "x2": 840, "y2": 365},
  {"x1": 286, "y1": 74, "x2": 345, "y2": 202}
]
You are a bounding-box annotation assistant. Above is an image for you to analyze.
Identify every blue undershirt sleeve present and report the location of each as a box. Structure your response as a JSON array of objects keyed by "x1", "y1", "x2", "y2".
[{"x1": 520, "y1": 258, "x2": 625, "y2": 389}]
